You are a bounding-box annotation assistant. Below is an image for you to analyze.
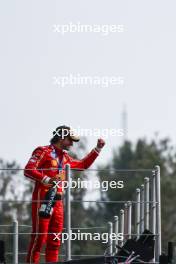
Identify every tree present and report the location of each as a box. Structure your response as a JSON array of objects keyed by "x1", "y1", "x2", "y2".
[
  {"x1": 0, "y1": 158, "x2": 32, "y2": 263},
  {"x1": 94, "y1": 137, "x2": 176, "y2": 251}
]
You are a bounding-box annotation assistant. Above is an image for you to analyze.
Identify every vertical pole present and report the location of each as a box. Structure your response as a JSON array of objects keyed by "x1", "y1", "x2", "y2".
[
  {"x1": 12, "y1": 220, "x2": 18, "y2": 264},
  {"x1": 135, "y1": 189, "x2": 140, "y2": 238},
  {"x1": 119, "y1": 209, "x2": 124, "y2": 247},
  {"x1": 127, "y1": 201, "x2": 132, "y2": 239},
  {"x1": 65, "y1": 164, "x2": 71, "y2": 261},
  {"x1": 144, "y1": 177, "x2": 150, "y2": 230},
  {"x1": 151, "y1": 170, "x2": 156, "y2": 262},
  {"x1": 151, "y1": 170, "x2": 156, "y2": 234},
  {"x1": 140, "y1": 184, "x2": 144, "y2": 234},
  {"x1": 113, "y1": 216, "x2": 119, "y2": 253},
  {"x1": 108, "y1": 222, "x2": 113, "y2": 256},
  {"x1": 155, "y1": 165, "x2": 161, "y2": 261},
  {"x1": 150, "y1": 171, "x2": 156, "y2": 234},
  {"x1": 124, "y1": 203, "x2": 128, "y2": 241}
]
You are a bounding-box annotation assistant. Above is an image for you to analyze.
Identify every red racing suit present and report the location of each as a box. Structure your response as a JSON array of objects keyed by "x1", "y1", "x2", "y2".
[{"x1": 24, "y1": 144, "x2": 100, "y2": 263}]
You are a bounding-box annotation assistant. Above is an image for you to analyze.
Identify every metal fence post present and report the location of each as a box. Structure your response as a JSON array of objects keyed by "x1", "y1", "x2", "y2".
[
  {"x1": 135, "y1": 188, "x2": 140, "y2": 238},
  {"x1": 65, "y1": 164, "x2": 71, "y2": 261},
  {"x1": 155, "y1": 165, "x2": 161, "y2": 261},
  {"x1": 108, "y1": 222, "x2": 113, "y2": 256},
  {"x1": 12, "y1": 220, "x2": 18, "y2": 264},
  {"x1": 113, "y1": 216, "x2": 119, "y2": 253},
  {"x1": 151, "y1": 170, "x2": 156, "y2": 234},
  {"x1": 124, "y1": 203, "x2": 128, "y2": 241},
  {"x1": 119, "y1": 209, "x2": 124, "y2": 247},
  {"x1": 140, "y1": 184, "x2": 144, "y2": 234},
  {"x1": 151, "y1": 170, "x2": 156, "y2": 262},
  {"x1": 144, "y1": 177, "x2": 150, "y2": 230},
  {"x1": 127, "y1": 201, "x2": 132, "y2": 239}
]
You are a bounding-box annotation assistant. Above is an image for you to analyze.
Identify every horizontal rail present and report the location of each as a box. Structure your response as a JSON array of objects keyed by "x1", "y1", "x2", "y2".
[
  {"x1": 72, "y1": 200, "x2": 158, "y2": 203},
  {"x1": 0, "y1": 232, "x2": 160, "y2": 235},
  {"x1": 0, "y1": 167, "x2": 154, "y2": 172},
  {"x1": 15, "y1": 225, "x2": 107, "y2": 229},
  {"x1": 0, "y1": 200, "x2": 159, "y2": 203}
]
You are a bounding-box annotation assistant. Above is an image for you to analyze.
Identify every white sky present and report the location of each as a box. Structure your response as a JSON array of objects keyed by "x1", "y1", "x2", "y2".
[{"x1": 0, "y1": 0, "x2": 176, "y2": 168}]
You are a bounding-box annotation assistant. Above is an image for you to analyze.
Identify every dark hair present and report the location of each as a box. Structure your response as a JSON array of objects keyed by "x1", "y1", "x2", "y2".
[
  {"x1": 50, "y1": 125, "x2": 71, "y2": 144},
  {"x1": 50, "y1": 136, "x2": 60, "y2": 144}
]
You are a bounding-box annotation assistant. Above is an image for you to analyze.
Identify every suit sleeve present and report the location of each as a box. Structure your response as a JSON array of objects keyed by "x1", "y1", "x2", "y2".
[
  {"x1": 66, "y1": 148, "x2": 100, "y2": 170},
  {"x1": 24, "y1": 147, "x2": 49, "y2": 183}
]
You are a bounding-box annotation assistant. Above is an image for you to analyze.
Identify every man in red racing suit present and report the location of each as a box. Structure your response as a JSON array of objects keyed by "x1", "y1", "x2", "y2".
[{"x1": 24, "y1": 126, "x2": 105, "y2": 263}]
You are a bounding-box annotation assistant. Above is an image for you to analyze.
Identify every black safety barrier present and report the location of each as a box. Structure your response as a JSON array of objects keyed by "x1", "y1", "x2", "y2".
[
  {"x1": 116, "y1": 229, "x2": 155, "y2": 262},
  {"x1": 42, "y1": 231, "x2": 156, "y2": 264}
]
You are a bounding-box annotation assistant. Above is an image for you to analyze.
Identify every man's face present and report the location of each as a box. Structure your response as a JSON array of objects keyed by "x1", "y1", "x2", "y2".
[{"x1": 60, "y1": 137, "x2": 73, "y2": 150}]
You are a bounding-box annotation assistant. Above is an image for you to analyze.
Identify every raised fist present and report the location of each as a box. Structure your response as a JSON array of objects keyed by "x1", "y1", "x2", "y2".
[{"x1": 96, "y1": 138, "x2": 105, "y2": 150}]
